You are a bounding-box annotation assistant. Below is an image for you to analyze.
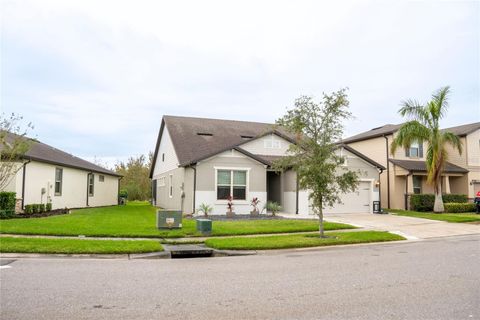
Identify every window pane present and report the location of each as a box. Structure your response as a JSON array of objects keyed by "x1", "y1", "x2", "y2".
[
  {"x1": 55, "y1": 168, "x2": 62, "y2": 181},
  {"x1": 410, "y1": 148, "x2": 418, "y2": 157},
  {"x1": 217, "y1": 186, "x2": 230, "y2": 200},
  {"x1": 232, "y1": 186, "x2": 246, "y2": 200},
  {"x1": 55, "y1": 182, "x2": 61, "y2": 193},
  {"x1": 217, "y1": 170, "x2": 231, "y2": 185},
  {"x1": 233, "y1": 171, "x2": 246, "y2": 185}
]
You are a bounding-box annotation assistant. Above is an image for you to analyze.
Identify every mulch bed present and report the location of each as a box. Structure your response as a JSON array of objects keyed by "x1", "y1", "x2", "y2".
[
  {"x1": 12, "y1": 209, "x2": 70, "y2": 219},
  {"x1": 188, "y1": 214, "x2": 287, "y2": 221}
]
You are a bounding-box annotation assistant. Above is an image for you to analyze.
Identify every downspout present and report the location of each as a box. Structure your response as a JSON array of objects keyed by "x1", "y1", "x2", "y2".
[
  {"x1": 21, "y1": 160, "x2": 31, "y2": 210},
  {"x1": 383, "y1": 135, "x2": 391, "y2": 209},
  {"x1": 192, "y1": 165, "x2": 197, "y2": 214},
  {"x1": 405, "y1": 173, "x2": 410, "y2": 210},
  {"x1": 86, "y1": 173, "x2": 91, "y2": 207},
  {"x1": 295, "y1": 174, "x2": 299, "y2": 215},
  {"x1": 378, "y1": 168, "x2": 383, "y2": 212}
]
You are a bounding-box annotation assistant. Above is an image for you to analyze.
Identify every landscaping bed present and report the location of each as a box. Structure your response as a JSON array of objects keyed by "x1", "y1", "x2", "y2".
[
  {"x1": 12, "y1": 208, "x2": 69, "y2": 219},
  {"x1": 0, "y1": 202, "x2": 354, "y2": 238},
  {"x1": 204, "y1": 231, "x2": 405, "y2": 250},
  {"x1": 389, "y1": 209, "x2": 480, "y2": 223},
  {"x1": 0, "y1": 237, "x2": 163, "y2": 254}
]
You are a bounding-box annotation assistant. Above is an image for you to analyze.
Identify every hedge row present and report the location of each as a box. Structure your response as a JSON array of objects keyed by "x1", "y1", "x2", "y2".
[
  {"x1": 24, "y1": 203, "x2": 53, "y2": 214},
  {"x1": 410, "y1": 194, "x2": 468, "y2": 212},
  {"x1": 0, "y1": 192, "x2": 16, "y2": 219},
  {"x1": 444, "y1": 203, "x2": 476, "y2": 213}
]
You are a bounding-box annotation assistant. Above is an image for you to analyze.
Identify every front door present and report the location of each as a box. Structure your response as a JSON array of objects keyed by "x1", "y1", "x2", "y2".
[{"x1": 267, "y1": 171, "x2": 282, "y2": 205}]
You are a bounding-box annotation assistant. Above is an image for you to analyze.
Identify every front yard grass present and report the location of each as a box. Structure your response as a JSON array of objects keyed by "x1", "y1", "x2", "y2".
[
  {"x1": 389, "y1": 209, "x2": 480, "y2": 223},
  {"x1": 0, "y1": 202, "x2": 354, "y2": 238},
  {"x1": 0, "y1": 237, "x2": 163, "y2": 254},
  {"x1": 204, "y1": 231, "x2": 405, "y2": 250}
]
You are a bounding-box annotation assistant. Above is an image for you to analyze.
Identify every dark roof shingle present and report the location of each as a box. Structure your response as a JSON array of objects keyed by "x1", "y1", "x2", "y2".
[
  {"x1": 1, "y1": 131, "x2": 120, "y2": 177},
  {"x1": 389, "y1": 159, "x2": 468, "y2": 174},
  {"x1": 162, "y1": 115, "x2": 295, "y2": 166}
]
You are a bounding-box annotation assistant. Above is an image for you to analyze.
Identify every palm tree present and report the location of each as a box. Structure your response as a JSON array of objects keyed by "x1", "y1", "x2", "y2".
[{"x1": 391, "y1": 86, "x2": 462, "y2": 213}]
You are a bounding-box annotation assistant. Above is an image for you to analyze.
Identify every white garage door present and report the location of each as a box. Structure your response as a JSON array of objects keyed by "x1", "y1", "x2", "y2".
[{"x1": 325, "y1": 181, "x2": 371, "y2": 214}]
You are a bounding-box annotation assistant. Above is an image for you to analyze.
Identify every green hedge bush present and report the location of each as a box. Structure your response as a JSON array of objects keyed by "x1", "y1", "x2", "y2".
[
  {"x1": 0, "y1": 209, "x2": 15, "y2": 219},
  {"x1": 0, "y1": 192, "x2": 16, "y2": 211},
  {"x1": 444, "y1": 203, "x2": 475, "y2": 213},
  {"x1": 46, "y1": 202, "x2": 52, "y2": 211},
  {"x1": 39, "y1": 203, "x2": 46, "y2": 213},
  {"x1": 24, "y1": 204, "x2": 33, "y2": 214},
  {"x1": 410, "y1": 194, "x2": 469, "y2": 211}
]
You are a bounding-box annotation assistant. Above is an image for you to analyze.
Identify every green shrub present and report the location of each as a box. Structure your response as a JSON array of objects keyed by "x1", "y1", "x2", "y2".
[
  {"x1": 0, "y1": 209, "x2": 15, "y2": 219},
  {"x1": 410, "y1": 194, "x2": 469, "y2": 211},
  {"x1": 0, "y1": 192, "x2": 16, "y2": 211},
  {"x1": 46, "y1": 202, "x2": 52, "y2": 211},
  {"x1": 39, "y1": 204, "x2": 46, "y2": 213},
  {"x1": 32, "y1": 204, "x2": 40, "y2": 213},
  {"x1": 24, "y1": 204, "x2": 33, "y2": 214},
  {"x1": 410, "y1": 194, "x2": 435, "y2": 211},
  {"x1": 443, "y1": 194, "x2": 468, "y2": 203},
  {"x1": 444, "y1": 203, "x2": 475, "y2": 213}
]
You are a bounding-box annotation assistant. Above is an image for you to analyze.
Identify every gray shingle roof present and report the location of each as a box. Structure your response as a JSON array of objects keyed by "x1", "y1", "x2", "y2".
[
  {"x1": 1, "y1": 131, "x2": 121, "y2": 177},
  {"x1": 343, "y1": 122, "x2": 480, "y2": 144},
  {"x1": 341, "y1": 124, "x2": 403, "y2": 143},
  {"x1": 389, "y1": 159, "x2": 468, "y2": 174},
  {"x1": 442, "y1": 122, "x2": 480, "y2": 136},
  {"x1": 158, "y1": 115, "x2": 295, "y2": 167}
]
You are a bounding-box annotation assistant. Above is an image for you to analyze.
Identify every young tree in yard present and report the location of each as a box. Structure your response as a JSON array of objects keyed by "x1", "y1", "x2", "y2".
[
  {"x1": 115, "y1": 153, "x2": 152, "y2": 201},
  {"x1": 0, "y1": 113, "x2": 33, "y2": 190},
  {"x1": 274, "y1": 90, "x2": 359, "y2": 237},
  {"x1": 391, "y1": 86, "x2": 462, "y2": 213}
]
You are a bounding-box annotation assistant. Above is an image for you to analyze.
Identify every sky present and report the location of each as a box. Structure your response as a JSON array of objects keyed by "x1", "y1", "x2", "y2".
[{"x1": 1, "y1": 0, "x2": 479, "y2": 167}]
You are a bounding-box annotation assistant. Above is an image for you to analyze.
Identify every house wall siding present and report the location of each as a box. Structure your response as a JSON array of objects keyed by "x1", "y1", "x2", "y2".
[
  {"x1": 21, "y1": 161, "x2": 118, "y2": 210},
  {"x1": 152, "y1": 125, "x2": 179, "y2": 178},
  {"x1": 154, "y1": 167, "x2": 185, "y2": 211},
  {"x1": 241, "y1": 133, "x2": 293, "y2": 156}
]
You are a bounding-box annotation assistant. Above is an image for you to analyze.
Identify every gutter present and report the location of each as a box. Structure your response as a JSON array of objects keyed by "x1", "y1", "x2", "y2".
[
  {"x1": 383, "y1": 135, "x2": 391, "y2": 209},
  {"x1": 118, "y1": 176, "x2": 123, "y2": 205},
  {"x1": 86, "y1": 172, "x2": 92, "y2": 206},
  {"x1": 192, "y1": 165, "x2": 197, "y2": 214},
  {"x1": 405, "y1": 173, "x2": 411, "y2": 210},
  {"x1": 21, "y1": 160, "x2": 31, "y2": 210}
]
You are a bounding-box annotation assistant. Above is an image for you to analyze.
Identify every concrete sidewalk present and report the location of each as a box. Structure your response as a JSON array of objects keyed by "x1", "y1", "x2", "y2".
[{"x1": 323, "y1": 213, "x2": 480, "y2": 239}]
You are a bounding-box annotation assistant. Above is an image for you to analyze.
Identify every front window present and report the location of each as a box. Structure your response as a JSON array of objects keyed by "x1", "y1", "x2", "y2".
[
  {"x1": 169, "y1": 175, "x2": 173, "y2": 198},
  {"x1": 55, "y1": 168, "x2": 63, "y2": 196},
  {"x1": 409, "y1": 141, "x2": 420, "y2": 158},
  {"x1": 88, "y1": 174, "x2": 95, "y2": 196},
  {"x1": 99, "y1": 175, "x2": 105, "y2": 182},
  {"x1": 264, "y1": 136, "x2": 281, "y2": 149},
  {"x1": 412, "y1": 176, "x2": 422, "y2": 194},
  {"x1": 217, "y1": 170, "x2": 247, "y2": 200}
]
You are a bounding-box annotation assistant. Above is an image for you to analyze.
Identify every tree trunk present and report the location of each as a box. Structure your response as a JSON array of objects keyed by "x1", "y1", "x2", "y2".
[
  {"x1": 318, "y1": 203, "x2": 325, "y2": 238},
  {"x1": 433, "y1": 182, "x2": 444, "y2": 213}
]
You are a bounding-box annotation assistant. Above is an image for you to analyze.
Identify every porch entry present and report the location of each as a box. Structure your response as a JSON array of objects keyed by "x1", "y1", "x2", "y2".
[{"x1": 267, "y1": 171, "x2": 282, "y2": 205}]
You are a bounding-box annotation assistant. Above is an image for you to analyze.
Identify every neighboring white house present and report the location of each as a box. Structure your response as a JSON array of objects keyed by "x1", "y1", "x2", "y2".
[
  {"x1": 150, "y1": 115, "x2": 385, "y2": 216},
  {"x1": 1, "y1": 131, "x2": 121, "y2": 212}
]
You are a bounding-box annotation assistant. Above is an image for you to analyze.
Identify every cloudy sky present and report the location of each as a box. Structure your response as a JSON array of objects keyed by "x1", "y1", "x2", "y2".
[{"x1": 1, "y1": 0, "x2": 479, "y2": 167}]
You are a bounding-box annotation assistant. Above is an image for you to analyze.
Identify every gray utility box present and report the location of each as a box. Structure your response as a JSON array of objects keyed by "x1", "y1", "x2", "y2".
[
  {"x1": 196, "y1": 219, "x2": 212, "y2": 235},
  {"x1": 157, "y1": 210, "x2": 183, "y2": 229}
]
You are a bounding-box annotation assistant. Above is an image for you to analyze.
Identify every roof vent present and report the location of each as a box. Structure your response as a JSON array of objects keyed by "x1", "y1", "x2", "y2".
[
  {"x1": 240, "y1": 135, "x2": 254, "y2": 139},
  {"x1": 197, "y1": 132, "x2": 213, "y2": 136}
]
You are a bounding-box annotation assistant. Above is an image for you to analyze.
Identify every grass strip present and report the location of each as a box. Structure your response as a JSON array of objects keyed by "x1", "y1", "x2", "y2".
[
  {"x1": 0, "y1": 237, "x2": 163, "y2": 254},
  {"x1": 204, "y1": 231, "x2": 405, "y2": 250},
  {"x1": 388, "y1": 209, "x2": 480, "y2": 223}
]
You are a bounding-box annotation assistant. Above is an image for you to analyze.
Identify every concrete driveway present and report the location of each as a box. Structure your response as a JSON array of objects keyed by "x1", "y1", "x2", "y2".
[{"x1": 325, "y1": 213, "x2": 480, "y2": 239}]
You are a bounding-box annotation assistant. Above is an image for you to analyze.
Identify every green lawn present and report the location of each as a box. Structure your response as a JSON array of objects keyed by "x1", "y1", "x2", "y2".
[
  {"x1": 204, "y1": 231, "x2": 405, "y2": 250},
  {"x1": 389, "y1": 209, "x2": 480, "y2": 223},
  {"x1": 0, "y1": 237, "x2": 163, "y2": 254},
  {"x1": 0, "y1": 202, "x2": 354, "y2": 238}
]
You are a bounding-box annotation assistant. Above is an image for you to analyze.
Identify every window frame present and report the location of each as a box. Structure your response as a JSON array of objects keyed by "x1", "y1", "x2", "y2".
[
  {"x1": 412, "y1": 175, "x2": 422, "y2": 194},
  {"x1": 88, "y1": 173, "x2": 95, "y2": 197},
  {"x1": 54, "y1": 167, "x2": 63, "y2": 196},
  {"x1": 168, "y1": 174, "x2": 173, "y2": 198},
  {"x1": 408, "y1": 141, "x2": 420, "y2": 158},
  {"x1": 99, "y1": 175, "x2": 105, "y2": 182},
  {"x1": 264, "y1": 135, "x2": 281, "y2": 149},
  {"x1": 162, "y1": 153, "x2": 165, "y2": 162},
  {"x1": 215, "y1": 168, "x2": 249, "y2": 201}
]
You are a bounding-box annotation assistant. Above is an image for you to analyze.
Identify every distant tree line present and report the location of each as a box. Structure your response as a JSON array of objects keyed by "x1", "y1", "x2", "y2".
[{"x1": 114, "y1": 153, "x2": 153, "y2": 201}]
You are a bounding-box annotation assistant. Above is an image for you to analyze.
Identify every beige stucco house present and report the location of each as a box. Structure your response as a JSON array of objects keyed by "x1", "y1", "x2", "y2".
[
  {"x1": 342, "y1": 122, "x2": 480, "y2": 210},
  {"x1": 150, "y1": 116, "x2": 385, "y2": 216},
  {"x1": 1, "y1": 132, "x2": 121, "y2": 212}
]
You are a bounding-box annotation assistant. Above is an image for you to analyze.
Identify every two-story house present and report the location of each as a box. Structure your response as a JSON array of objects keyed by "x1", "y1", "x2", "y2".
[
  {"x1": 342, "y1": 122, "x2": 480, "y2": 210},
  {"x1": 149, "y1": 116, "x2": 385, "y2": 216}
]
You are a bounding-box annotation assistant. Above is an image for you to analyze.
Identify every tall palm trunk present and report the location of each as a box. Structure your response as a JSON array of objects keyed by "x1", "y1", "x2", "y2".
[{"x1": 433, "y1": 182, "x2": 444, "y2": 213}]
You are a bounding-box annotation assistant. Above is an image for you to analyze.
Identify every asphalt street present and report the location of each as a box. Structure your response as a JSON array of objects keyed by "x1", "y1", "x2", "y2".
[{"x1": 1, "y1": 235, "x2": 479, "y2": 320}]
